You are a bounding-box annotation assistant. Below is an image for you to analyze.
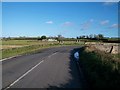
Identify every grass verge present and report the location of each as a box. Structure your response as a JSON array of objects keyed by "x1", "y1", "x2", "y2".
[
  {"x1": 2, "y1": 43, "x2": 83, "y2": 59},
  {"x1": 79, "y1": 47, "x2": 120, "y2": 88}
]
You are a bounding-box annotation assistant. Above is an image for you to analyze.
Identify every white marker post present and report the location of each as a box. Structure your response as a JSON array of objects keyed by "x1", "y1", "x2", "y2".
[{"x1": 74, "y1": 52, "x2": 79, "y2": 61}]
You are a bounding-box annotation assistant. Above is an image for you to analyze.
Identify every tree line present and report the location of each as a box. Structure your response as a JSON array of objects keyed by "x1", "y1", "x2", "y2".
[
  {"x1": 2, "y1": 34, "x2": 119, "y2": 43},
  {"x1": 76, "y1": 34, "x2": 104, "y2": 40}
]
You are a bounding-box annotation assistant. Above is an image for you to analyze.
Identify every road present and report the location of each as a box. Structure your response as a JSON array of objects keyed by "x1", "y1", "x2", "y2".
[{"x1": 2, "y1": 46, "x2": 84, "y2": 89}]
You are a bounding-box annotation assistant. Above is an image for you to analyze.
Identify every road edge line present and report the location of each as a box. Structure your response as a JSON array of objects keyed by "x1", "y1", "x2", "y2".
[{"x1": 0, "y1": 55, "x2": 22, "y2": 62}]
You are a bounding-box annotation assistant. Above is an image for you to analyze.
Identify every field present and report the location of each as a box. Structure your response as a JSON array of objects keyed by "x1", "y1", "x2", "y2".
[
  {"x1": 2, "y1": 40, "x2": 58, "y2": 49},
  {"x1": 1, "y1": 40, "x2": 84, "y2": 59}
]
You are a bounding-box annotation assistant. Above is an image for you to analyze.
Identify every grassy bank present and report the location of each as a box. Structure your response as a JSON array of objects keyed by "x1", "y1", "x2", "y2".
[
  {"x1": 79, "y1": 47, "x2": 120, "y2": 88},
  {"x1": 2, "y1": 42, "x2": 84, "y2": 59}
]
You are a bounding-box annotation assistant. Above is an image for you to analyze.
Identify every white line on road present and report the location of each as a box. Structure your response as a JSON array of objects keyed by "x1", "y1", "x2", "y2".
[
  {"x1": 4, "y1": 52, "x2": 58, "y2": 90},
  {"x1": 4, "y1": 60, "x2": 44, "y2": 90},
  {"x1": 0, "y1": 55, "x2": 22, "y2": 62},
  {"x1": 48, "y1": 52, "x2": 57, "y2": 58},
  {"x1": 0, "y1": 52, "x2": 58, "y2": 62}
]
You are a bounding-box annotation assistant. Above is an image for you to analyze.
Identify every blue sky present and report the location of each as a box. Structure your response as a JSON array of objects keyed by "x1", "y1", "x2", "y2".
[{"x1": 2, "y1": 2, "x2": 118, "y2": 38}]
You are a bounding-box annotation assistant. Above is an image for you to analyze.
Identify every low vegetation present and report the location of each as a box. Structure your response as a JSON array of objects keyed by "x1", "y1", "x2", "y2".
[
  {"x1": 79, "y1": 47, "x2": 120, "y2": 88},
  {"x1": 2, "y1": 44, "x2": 57, "y2": 59},
  {"x1": 1, "y1": 40, "x2": 84, "y2": 59}
]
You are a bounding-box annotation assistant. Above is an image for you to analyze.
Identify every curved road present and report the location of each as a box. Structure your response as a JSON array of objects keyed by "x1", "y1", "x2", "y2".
[{"x1": 2, "y1": 46, "x2": 84, "y2": 89}]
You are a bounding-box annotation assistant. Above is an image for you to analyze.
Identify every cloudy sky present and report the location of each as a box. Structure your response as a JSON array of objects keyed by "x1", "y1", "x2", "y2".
[{"x1": 2, "y1": 2, "x2": 118, "y2": 38}]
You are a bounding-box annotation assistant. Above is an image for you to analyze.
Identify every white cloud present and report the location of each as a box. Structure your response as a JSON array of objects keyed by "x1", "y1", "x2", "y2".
[
  {"x1": 80, "y1": 19, "x2": 94, "y2": 30},
  {"x1": 45, "y1": 21, "x2": 53, "y2": 24},
  {"x1": 63, "y1": 22, "x2": 73, "y2": 26},
  {"x1": 109, "y1": 24, "x2": 118, "y2": 28},
  {"x1": 100, "y1": 20, "x2": 109, "y2": 25}
]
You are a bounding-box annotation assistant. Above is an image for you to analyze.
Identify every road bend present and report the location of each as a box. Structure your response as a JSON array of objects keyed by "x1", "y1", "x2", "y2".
[{"x1": 2, "y1": 46, "x2": 84, "y2": 89}]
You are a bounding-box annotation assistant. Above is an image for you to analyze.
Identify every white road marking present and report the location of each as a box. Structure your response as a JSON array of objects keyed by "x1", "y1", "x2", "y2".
[
  {"x1": 0, "y1": 55, "x2": 22, "y2": 62},
  {"x1": 1, "y1": 52, "x2": 58, "y2": 62},
  {"x1": 48, "y1": 52, "x2": 57, "y2": 58},
  {"x1": 4, "y1": 52, "x2": 58, "y2": 90},
  {"x1": 4, "y1": 60, "x2": 44, "y2": 90}
]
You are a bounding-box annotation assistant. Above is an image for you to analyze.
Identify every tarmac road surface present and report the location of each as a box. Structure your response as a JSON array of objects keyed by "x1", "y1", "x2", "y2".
[{"x1": 2, "y1": 46, "x2": 85, "y2": 89}]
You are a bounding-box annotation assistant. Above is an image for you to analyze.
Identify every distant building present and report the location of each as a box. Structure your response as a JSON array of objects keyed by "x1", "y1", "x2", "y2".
[
  {"x1": 42, "y1": 39, "x2": 57, "y2": 41},
  {"x1": 48, "y1": 39, "x2": 57, "y2": 41}
]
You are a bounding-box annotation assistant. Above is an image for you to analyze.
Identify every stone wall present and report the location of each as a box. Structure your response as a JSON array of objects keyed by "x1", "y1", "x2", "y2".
[{"x1": 85, "y1": 42, "x2": 119, "y2": 54}]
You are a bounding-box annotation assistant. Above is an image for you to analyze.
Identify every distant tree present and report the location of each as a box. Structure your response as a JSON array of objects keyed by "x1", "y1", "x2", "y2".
[
  {"x1": 58, "y1": 35, "x2": 62, "y2": 38},
  {"x1": 89, "y1": 34, "x2": 94, "y2": 39},
  {"x1": 41, "y1": 35, "x2": 47, "y2": 40},
  {"x1": 98, "y1": 34, "x2": 104, "y2": 39},
  {"x1": 7, "y1": 36, "x2": 11, "y2": 40},
  {"x1": 3, "y1": 37, "x2": 6, "y2": 40},
  {"x1": 81, "y1": 35, "x2": 86, "y2": 39},
  {"x1": 76, "y1": 36, "x2": 79, "y2": 39},
  {"x1": 86, "y1": 35, "x2": 89, "y2": 39},
  {"x1": 57, "y1": 34, "x2": 63, "y2": 43}
]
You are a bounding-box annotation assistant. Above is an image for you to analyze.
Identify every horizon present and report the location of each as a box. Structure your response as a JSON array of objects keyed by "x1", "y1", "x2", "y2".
[
  {"x1": 0, "y1": 35, "x2": 120, "y2": 38},
  {"x1": 2, "y1": 2, "x2": 118, "y2": 38}
]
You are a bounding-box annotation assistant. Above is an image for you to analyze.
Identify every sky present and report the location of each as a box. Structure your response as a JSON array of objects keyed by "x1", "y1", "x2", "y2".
[
  {"x1": 1, "y1": 0, "x2": 120, "y2": 2},
  {"x1": 2, "y1": 2, "x2": 119, "y2": 38}
]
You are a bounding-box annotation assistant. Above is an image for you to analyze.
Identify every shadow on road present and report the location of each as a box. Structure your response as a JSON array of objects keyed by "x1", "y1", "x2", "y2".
[{"x1": 47, "y1": 47, "x2": 87, "y2": 89}]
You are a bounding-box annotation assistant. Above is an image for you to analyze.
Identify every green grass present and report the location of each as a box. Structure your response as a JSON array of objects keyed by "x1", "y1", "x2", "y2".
[
  {"x1": 2, "y1": 40, "x2": 84, "y2": 59},
  {"x1": 2, "y1": 40, "x2": 58, "y2": 45},
  {"x1": 79, "y1": 47, "x2": 120, "y2": 88},
  {"x1": 2, "y1": 45, "x2": 43, "y2": 58},
  {"x1": 2, "y1": 40, "x2": 84, "y2": 46}
]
